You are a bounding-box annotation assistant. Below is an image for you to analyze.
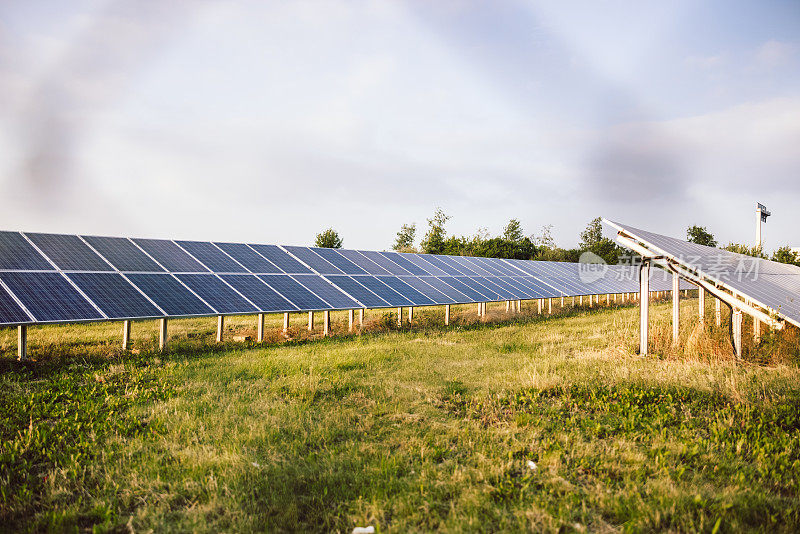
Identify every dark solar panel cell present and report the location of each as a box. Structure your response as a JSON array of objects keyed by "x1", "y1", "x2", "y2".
[
  {"x1": 401, "y1": 277, "x2": 455, "y2": 304},
  {"x1": 478, "y1": 277, "x2": 518, "y2": 299},
  {"x1": 68, "y1": 273, "x2": 162, "y2": 319},
  {"x1": 377, "y1": 276, "x2": 435, "y2": 306},
  {"x1": 176, "y1": 274, "x2": 257, "y2": 314},
  {"x1": 132, "y1": 239, "x2": 208, "y2": 272},
  {"x1": 0, "y1": 285, "x2": 32, "y2": 324},
  {"x1": 176, "y1": 241, "x2": 248, "y2": 273},
  {"x1": 420, "y1": 255, "x2": 464, "y2": 275},
  {"x1": 258, "y1": 274, "x2": 328, "y2": 310},
  {"x1": 26, "y1": 233, "x2": 113, "y2": 271},
  {"x1": 292, "y1": 275, "x2": 360, "y2": 309},
  {"x1": 404, "y1": 254, "x2": 446, "y2": 275},
  {"x1": 337, "y1": 249, "x2": 390, "y2": 275},
  {"x1": 82, "y1": 236, "x2": 164, "y2": 272},
  {"x1": 352, "y1": 276, "x2": 414, "y2": 306},
  {"x1": 0, "y1": 272, "x2": 103, "y2": 322},
  {"x1": 126, "y1": 274, "x2": 214, "y2": 316},
  {"x1": 419, "y1": 276, "x2": 471, "y2": 302},
  {"x1": 379, "y1": 252, "x2": 430, "y2": 275},
  {"x1": 356, "y1": 250, "x2": 409, "y2": 275},
  {"x1": 282, "y1": 246, "x2": 342, "y2": 275},
  {"x1": 438, "y1": 277, "x2": 491, "y2": 301},
  {"x1": 216, "y1": 243, "x2": 282, "y2": 273},
  {"x1": 250, "y1": 245, "x2": 312, "y2": 274},
  {"x1": 311, "y1": 248, "x2": 368, "y2": 275},
  {"x1": 325, "y1": 276, "x2": 389, "y2": 308},
  {"x1": 438, "y1": 255, "x2": 480, "y2": 275},
  {"x1": 495, "y1": 277, "x2": 537, "y2": 299},
  {"x1": 467, "y1": 277, "x2": 506, "y2": 300},
  {"x1": 0, "y1": 231, "x2": 53, "y2": 270},
  {"x1": 221, "y1": 275, "x2": 297, "y2": 312}
]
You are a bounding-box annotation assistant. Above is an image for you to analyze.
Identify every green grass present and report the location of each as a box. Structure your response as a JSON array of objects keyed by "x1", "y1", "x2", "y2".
[{"x1": 1, "y1": 299, "x2": 799, "y2": 532}]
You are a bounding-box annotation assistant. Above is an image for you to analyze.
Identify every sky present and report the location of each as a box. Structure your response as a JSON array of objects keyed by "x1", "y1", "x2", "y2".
[{"x1": 0, "y1": 0, "x2": 798, "y2": 251}]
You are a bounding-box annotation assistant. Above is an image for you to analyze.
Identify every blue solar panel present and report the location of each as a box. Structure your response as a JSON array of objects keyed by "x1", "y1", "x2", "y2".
[
  {"x1": 292, "y1": 274, "x2": 361, "y2": 309},
  {"x1": 494, "y1": 277, "x2": 537, "y2": 299},
  {"x1": 402, "y1": 254, "x2": 446, "y2": 275},
  {"x1": 176, "y1": 274, "x2": 258, "y2": 314},
  {"x1": 310, "y1": 248, "x2": 368, "y2": 275},
  {"x1": 26, "y1": 233, "x2": 113, "y2": 271},
  {"x1": 437, "y1": 255, "x2": 480, "y2": 275},
  {"x1": 0, "y1": 284, "x2": 32, "y2": 324},
  {"x1": 0, "y1": 231, "x2": 53, "y2": 270},
  {"x1": 176, "y1": 241, "x2": 248, "y2": 273},
  {"x1": 418, "y1": 276, "x2": 471, "y2": 302},
  {"x1": 379, "y1": 252, "x2": 430, "y2": 275},
  {"x1": 478, "y1": 277, "x2": 518, "y2": 299},
  {"x1": 215, "y1": 243, "x2": 282, "y2": 273},
  {"x1": 220, "y1": 275, "x2": 297, "y2": 312},
  {"x1": 126, "y1": 274, "x2": 214, "y2": 316},
  {"x1": 351, "y1": 276, "x2": 414, "y2": 306},
  {"x1": 420, "y1": 255, "x2": 465, "y2": 276},
  {"x1": 0, "y1": 272, "x2": 103, "y2": 322},
  {"x1": 513, "y1": 277, "x2": 560, "y2": 298},
  {"x1": 436, "y1": 276, "x2": 490, "y2": 301},
  {"x1": 336, "y1": 249, "x2": 391, "y2": 275},
  {"x1": 68, "y1": 273, "x2": 163, "y2": 319},
  {"x1": 326, "y1": 276, "x2": 390, "y2": 307},
  {"x1": 133, "y1": 239, "x2": 208, "y2": 272},
  {"x1": 356, "y1": 250, "x2": 410, "y2": 275},
  {"x1": 258, "y1": 274, "x2": 329, "y2": 309},
  {"x1": 467, "y1": 257, "x2": 506, "y2": 276},
  {"x1": 395, "y1": 276, "x2": 454, "y2": 304},
  {"x1": 81, "y1": 236, "x2": 164, "y2": 272},
  {"x1": 377, "y1": 276, "x2": 435, "y2": 306},
  {"x1": 282, "y1": 246, "x2": 343, "y2": 275},
  {"x1": 250, "y1": 245, "x2": 312, "y2": 274}
]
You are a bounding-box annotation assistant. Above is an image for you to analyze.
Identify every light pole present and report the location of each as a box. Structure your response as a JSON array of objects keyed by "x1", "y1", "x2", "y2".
[{"x1": 756, "y1": 203, "x2": 770, "y2": 252}]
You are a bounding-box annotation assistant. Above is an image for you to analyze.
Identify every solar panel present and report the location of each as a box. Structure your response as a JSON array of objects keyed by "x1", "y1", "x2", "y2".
[
  {"x1": 221, "y1": 275, "x2": 297, "y2": 312},
  {"x1": 399, "y1": 276, "x2": 456, "y2": 304},
  {"x1": 440, "y1": 255, "x2": 482, "y2": 275},
  {"x1": 26, "y1": 233, "x2": 113, "y2": 271},
  {"x1": 419, "y1": 255, "x2": 465, "y2": 276},
  {"x1": 379, "y1": 252, "x2": 431, "y2": 275},
  {"x1": 325, "y1": 276, "x2": 390, "y2": 308},
  {"x1": 403, "y1": 254, "x2": 446, "y2": 275},
  {"x1": 133, "y1": 239, "x2": 209, "y2": 272},
  {"x1": 176, "y1": 274, "x2": 258, "y2": 314},
  {"x1": 0, "y1": 284, "x2": 32, "y2": 325},
  {"x1": 176, "y1": 241, "x2": 248, "y2": 273},
  {"x1": 311, "y1": 248, "x2": 369, "y2": 275},
  {"x1": 68, "y1": 273, "x2": 162, "y2": 319},
  {"x1": 282, "y1": 246, "x2": 343, "y2": 275},
  {"x1": 419, "y1": 276, "x2": 472, "y2": 302},
  {"x1": 291, "y1": 274, "x2": 361, "y2": 309},
  {"x1": 82, "y1": 236, "x2": 164, "y2": 272},
  {"x1": 474, "y1": 277, "x2": 516, "y2": 299},
  {"x1": 215, "y1": 243, "x2": 282, "y2": 273},
  {"x1": 336, "y1": 249, "x2": 391, "y2": 275},
  {"x1": 500, "y1": 277, "x2": 542, "y2": 299},
  {"x1": 258, "y1": 274, "x2": 329, "y2": 310},
  {"x1": 249, "y1": 245, "x2": 312, "y2": 274},
  {"x1": 126, "y1": 273, "x2": 214, "y2": 316},
  {"x1": 436, "y1": 276, "x2": 490, "y2": 301},
  {"x1": 352, "y1": 276, "x2": 414, "y2": 306},
  {"x1": 457, "y1": 276, "x2": 501, "y2": 300},
  {"x1": 377, "y1": 276, "x2": 435, "y2": 306},
  {"x1": 356, "y1": 250, "x2": 410, "y2": 275},
  {"x1": 0, "y1": 231, "x2": 53, "y2": 270},
  {"x1": 0, "y1": 272, "x2": 103, "y2": 322}
]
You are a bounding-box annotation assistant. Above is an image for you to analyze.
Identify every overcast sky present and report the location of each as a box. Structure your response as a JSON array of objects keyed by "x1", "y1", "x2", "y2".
[{"x1": 1, "y1": 0, "x2": 798, "y2": 251}]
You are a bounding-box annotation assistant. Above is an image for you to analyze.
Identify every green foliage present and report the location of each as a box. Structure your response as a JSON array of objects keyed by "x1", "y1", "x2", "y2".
[
  {"x1": 502, "y1": 219, "x2": 524, "y2": 243},
  {"x1": 687, "y1": 225, "x2": 718, "y2": 247},
  {"x1": 532, "y1": 224, "x2": 556, "y2": 250},
  {"x1": 419, "y1": 208, "x2": 451, "y2": 254},
  {"x1": 772, "y1": 246, "x2": 800, "y2": 266},
  {"x1": 314, "y1": 228, "x2": 343, "y2": 248},
  {"x1": 579, "y1": 217, "x2": 625, "y2": 265},
  {"x1": 393, "y1": 223, "x2": 417, "y2": 252},
  {"x1": 420, "y1": 210, "x2": 536, "y2": 259},
  {"x1": 724, "y1": 243, "x2": 767, "y2": 259}
]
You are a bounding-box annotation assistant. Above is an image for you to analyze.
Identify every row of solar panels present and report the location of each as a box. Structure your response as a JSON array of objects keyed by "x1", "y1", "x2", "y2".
[
  {"x1": 606, "y1": 220, "x2": 800, "y2": 328},
  {"x1": 0, "y1": 231, "x2": 694, "y2": 325}
]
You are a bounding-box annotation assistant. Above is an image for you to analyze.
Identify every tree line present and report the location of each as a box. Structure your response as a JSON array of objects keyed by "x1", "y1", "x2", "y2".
[{"x1": 686, "y1": 224, "x2": 800, "y2": 266}]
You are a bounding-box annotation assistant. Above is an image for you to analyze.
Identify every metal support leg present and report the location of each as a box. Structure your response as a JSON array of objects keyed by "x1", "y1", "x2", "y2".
[
  {"x1": 538, "y1": 299, "x2": 542, "y2": 314},
  {"x1": 359, "y1": 308, "x2": 364, "y2": 328},
  {"x1": 323, "y1": 310, "x2": 330, "y2": 336},
  {"x1": 348, "y1": 309, "x2": 354, "y2": 332},
  {"x1": 259, "y1": 313, "x2": 266, "y2": 341},
  {"x1": 445, "y1": 304, "x2": 450, "y2": 325},
  {"x1": 216, "y1": 315, "x2": 224, "y2": 343},
  {"x1": 308, "y1": 311, "x2": 314, "y2": 331},
  {"x1": 548, "y1": 298, "x2": 552, "y2": 314},
  {"x1": 699, "y1": 287, "x2": 706, "y2": 326},
  {"x1": 122, "y1": 320, "x2": 131, "y2": 350},
  {"x1": 408, "y1": 306, "x2": 413, "y2": 324},
  {"x1": 639, "y1": 261, "x2": 650, "y2": 355},
  {"x1": 672, "y1": 273, "x2": 680, "y2": 344},
  {"x1": 17, "y1": 325, "x2": 27, "y2": 361},
  {"x1": 159, "y1": 318, "x2": 167, "y2": 351},
  {"x1": 732, "y1": 310, "x2": 743, "y2": 359},
  {"x1": 715, "y1": 298, "x2": 721, "y2": 327}
]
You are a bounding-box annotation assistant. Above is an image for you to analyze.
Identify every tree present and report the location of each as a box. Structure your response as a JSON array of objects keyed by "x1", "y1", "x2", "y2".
[
  {"x1": 393, "y1": 223, "x2": 416, "y2": 252},
  {"x1": 772, "y1": 246, "x2": 800, "y2": 266},
  {"x1": 579, "y1": 217, "x2": 623, "y2": 265},
  {"x1": 723, "y1": 243, "x2": 766, "y2": 259},
  {"x1": 686, "y1": 225, "x2": 717, "y2": 247},
  {"x1": 420, "y1": 208, "x2": 451, "y2": 254},
  {"x1": 314, "y1": 228, "x2": 342, "y2": 248},
  {"x1": 502, "y1": 219, "x2": 524, "y2": 243},
  {"x1": 533, "y1": 224, "x2": 556, "y2": 250}
]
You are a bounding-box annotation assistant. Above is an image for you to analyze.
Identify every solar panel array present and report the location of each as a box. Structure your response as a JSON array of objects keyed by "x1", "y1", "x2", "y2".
[
  {"x1": 0, "y1": 231, "x2": 693, "y2": 326},
  {"x1": 605, "y1": 220, "x2": 800, "y2": 328}
]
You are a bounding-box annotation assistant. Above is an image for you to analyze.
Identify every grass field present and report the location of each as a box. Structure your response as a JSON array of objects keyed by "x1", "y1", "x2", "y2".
[{"x1": 2, "y1": 297, "x2": 800, "y2": 532}]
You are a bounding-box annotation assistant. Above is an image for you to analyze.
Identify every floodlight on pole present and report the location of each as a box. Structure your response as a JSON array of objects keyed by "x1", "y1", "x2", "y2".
[{"x1": 756, "y1": 203, "x2": 771, "y2": 251}]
